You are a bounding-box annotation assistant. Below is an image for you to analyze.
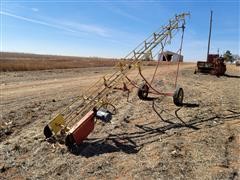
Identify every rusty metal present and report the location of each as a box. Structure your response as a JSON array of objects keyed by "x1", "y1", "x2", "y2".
[
  {"x1": 195, "y1": 54, "x2": 226, "y2": 76},
  {"x1": 210, "y1": 57, "x2": 226, "y2": 76}
]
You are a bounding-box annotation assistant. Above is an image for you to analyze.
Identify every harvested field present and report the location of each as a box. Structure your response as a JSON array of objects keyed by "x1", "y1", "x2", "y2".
[
  {"x1": 0, "y1": 52, "x2": 168, "y2": 71},
  {"x1": 0, "y1": 52, "x2": 118, "y2": 71},
  {"x1": 0, "y1": 62, "x2": 239, "y2": 179}
]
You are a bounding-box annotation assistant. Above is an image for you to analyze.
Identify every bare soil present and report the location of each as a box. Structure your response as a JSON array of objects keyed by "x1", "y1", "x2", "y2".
[{"x1": 0, "y1": 64, "x2": 239, "y2": 180}]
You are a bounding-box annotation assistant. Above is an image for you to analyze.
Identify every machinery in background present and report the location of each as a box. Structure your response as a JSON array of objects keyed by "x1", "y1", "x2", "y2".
[
  {"x1": 195, "y1": 11, "x2": 226, "y2": 76},
  {"x1": 196, "y1": 54, "x2": 226, "y2": 76}
]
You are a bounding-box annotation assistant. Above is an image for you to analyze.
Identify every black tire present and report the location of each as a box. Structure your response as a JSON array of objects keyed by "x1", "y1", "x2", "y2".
[
  {"x1": 65, "y1": 134, "x2": 75, "y2": 148},
  {"x1": 173, "y1": 87, "x2": 184, "y2": 106},
  {"x1": 137, "y1": 83, "x2": 149, "y2": 100},
  {"x1": 43, "y1": 125, "x2": 53, "y2": 138}
]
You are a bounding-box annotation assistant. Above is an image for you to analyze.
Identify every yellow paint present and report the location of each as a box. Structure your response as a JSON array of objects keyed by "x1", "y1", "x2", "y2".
[{"x1": 49, "y1": 114, "x2": 65, "y2": 134}]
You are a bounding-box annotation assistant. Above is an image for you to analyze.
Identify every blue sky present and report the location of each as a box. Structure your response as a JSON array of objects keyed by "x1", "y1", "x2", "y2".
[{"x1": 1, "y1": 0, "x2": 239, "y2": 61}]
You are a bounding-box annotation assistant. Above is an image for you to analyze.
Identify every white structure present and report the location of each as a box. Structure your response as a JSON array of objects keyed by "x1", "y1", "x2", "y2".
[{"x1": 158, "y1": 51, "x2": 183, "y2": 62}]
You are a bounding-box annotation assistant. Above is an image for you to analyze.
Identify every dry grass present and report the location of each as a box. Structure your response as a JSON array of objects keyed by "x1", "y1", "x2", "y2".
[
  {"x1": 0, "y1": 59, "x2": 119, "y2": 71},
  {"x1": 0, "y1": 52, "x2": 178, "y2": 71},
  {"x1": 1, "y1": 64, "x2": 239, "y2": 179},
  {"x1": 0, "y1": 52, "x2": 119, "y2": 71}
]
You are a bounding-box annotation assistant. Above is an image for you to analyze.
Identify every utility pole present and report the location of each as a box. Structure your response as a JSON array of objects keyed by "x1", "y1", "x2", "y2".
[{"x1": 207, "y1": 10, "x2": 213, "y2": 62}]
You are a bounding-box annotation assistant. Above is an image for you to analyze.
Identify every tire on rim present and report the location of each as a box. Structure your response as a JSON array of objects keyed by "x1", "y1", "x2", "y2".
[
  {"x1": 65, "y1": 134, "x2": 75, "y2": 148},
  {"x1": 137, "y1": 83, "x2": 149, "y2": 100},
  {"x1": 43, "y1": 125, "x2": 53, "y2": 138},
  {"x1": 173, "y1": 87, "x2": 184, "y2": 106}
]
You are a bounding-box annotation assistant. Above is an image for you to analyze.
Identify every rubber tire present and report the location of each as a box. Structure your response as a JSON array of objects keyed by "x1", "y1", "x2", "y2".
[
  {"x1": 43, "y1": 125, "x2": 53, "y2": 138},
  {"x1": 173, "y1": 87, "x2": 184, "y2": 106},
  {"x1": 137, "y1": 83, "x2": 149, "y2": 100},
  {"x1": 65, "y1": 134, "x2": 75, "y2": 148}
]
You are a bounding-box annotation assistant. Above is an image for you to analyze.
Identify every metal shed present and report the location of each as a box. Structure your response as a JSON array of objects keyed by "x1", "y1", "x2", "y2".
[{"x1": 158, "y1": 51, "x2": 183, "y2": 62}]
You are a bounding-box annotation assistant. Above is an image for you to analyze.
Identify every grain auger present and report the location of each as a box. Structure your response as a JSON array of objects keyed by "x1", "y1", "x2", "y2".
[{"x1": 43, "y1": 12, "x2": 190, "y2": 147}]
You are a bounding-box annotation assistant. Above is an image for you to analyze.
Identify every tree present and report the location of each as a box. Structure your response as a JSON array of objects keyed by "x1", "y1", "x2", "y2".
[{"x1": 223, "y1": 50, "x2": 234, "y2": 63}]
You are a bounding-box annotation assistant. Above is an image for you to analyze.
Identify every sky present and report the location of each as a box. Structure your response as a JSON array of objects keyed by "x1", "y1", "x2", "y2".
[{"x1": 0, "y1": 0, "x2": 239, "y2": 61}]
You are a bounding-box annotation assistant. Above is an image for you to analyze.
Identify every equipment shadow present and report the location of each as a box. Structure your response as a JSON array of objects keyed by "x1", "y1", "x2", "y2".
[
  {"x1": 182, "y1": 102, "x2": 199, "y2": 108},
  {"x1": 68, "y1": 137, "x2": 139, "y2": 157},
  {"x1": 69, "y1": 98, "x2": 239, "y2": 157},
  {"x1": 69, "y1": 112, "x2": 239, "y2": 157},
  {"x1": 224, "y1": 74, "x2": 240, "y2": 79}
]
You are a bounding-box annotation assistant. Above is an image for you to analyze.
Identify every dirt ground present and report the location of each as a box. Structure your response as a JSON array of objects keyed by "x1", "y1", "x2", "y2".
[{"x1": 0, "y1": 64, "x2": 239, "y2": 179}]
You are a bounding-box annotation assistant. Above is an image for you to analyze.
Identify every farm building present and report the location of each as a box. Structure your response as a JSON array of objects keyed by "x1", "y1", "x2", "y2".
[{"x1": 158, "y1": 51, "x2": 183, "y2": 62}]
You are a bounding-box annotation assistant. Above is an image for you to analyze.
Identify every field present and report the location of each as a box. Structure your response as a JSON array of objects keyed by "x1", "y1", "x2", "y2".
[
  {"x1": 0, "y1": 54, "x2": 240, "y2": 179},
  {"x1": 0, "y1": 52, "x2": 163, "y2": 71}
]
